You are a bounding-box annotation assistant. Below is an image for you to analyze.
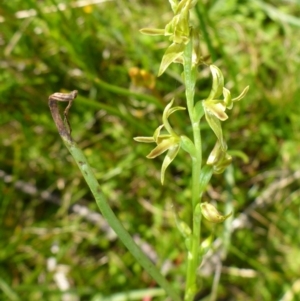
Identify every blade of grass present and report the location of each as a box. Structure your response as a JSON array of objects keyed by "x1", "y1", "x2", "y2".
[{"x1": 0, "y1": 278, "x2": 20, "y2": 301}]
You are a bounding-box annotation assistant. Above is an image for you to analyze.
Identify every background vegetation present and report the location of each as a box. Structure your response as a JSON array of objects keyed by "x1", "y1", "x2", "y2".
[{"x1": 1, "y1": 0, "x2": 300, "y2": 300}]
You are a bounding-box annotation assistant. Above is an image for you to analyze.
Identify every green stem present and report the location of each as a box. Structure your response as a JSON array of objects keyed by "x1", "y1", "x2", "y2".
[
  {"x1": 60, "y1": 137, "x2": 181, "y2": 301},
  {"x1": 183, "y1": 38, "x2": 202, "y2": 301}
]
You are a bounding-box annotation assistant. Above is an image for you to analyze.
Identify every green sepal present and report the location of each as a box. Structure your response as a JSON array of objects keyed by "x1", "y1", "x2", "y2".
[
  {"x1": 161, "y1": 144, "x2": 180, "y2": 184},
  {"x1": 232, "y1": 86, "x2": 249, "y2": 102},
  {"x1": 180, "y1": 135, "x2": 197, "y2": 160},
  {"x1": 146, "y1": 137, "x2": 178, "y2": 159},
  {"x1": 133, "y1": 136, "x2": 155, "y2": 143},
  {"x1": 207, "y1": 141, "x2": 232, "y2": 174},
  {"x1": 207, "y1": 65, "x2": 224, "y2": 101},
  {"x1": 212, "y1": 153, "x2": 232, "y2": 174},
  {"x1": 140, "y1": 28, "x2": 165, "y2": 36},
  {"x1": 204, "y1": 102, "x2": 228, "y2": 121},
  {"x1": 168, "y1": 0, "x2": 179, "y2": 13},
  {"x1": 223, "y1": 87, "x2": 232, "y2": 109},
  {"x1": 206, "y1": 141, "x2": 224, "y2": 166},
  {"x1": 204, "y1": 109, "x2": 226, "y2": 150}
]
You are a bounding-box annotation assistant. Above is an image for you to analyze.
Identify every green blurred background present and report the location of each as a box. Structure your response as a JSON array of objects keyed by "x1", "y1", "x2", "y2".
[{"x1": 1, "y1": 0, "x2": 300, "y2": 300}]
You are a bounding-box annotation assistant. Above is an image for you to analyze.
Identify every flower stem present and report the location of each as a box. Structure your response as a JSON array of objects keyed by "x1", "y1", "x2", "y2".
[
  {"x1": 183, "y1": 38, "x2": 203, "y2": 301},
  {"x1": 48, "y1": 92, "x2": 181, "y2": 301}
]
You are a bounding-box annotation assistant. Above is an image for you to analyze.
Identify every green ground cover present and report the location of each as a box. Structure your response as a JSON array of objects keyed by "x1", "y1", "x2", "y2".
[{"x1": 1, "y1": 0, "x2": 300, "y2": 300}]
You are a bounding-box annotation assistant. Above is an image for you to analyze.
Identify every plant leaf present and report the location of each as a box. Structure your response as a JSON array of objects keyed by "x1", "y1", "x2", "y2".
[
  {"x1": 192, "y1": 100, "x2": 205, "y2": 123},
  {"x1": 199, "y1": 165, "x2": 213, "y2": 195},
  {"x1": 180, "y1": 135, "x2": 197, "y2": 159}
]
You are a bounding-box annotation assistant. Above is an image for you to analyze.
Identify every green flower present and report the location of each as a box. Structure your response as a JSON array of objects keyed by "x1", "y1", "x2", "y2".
[
  {"x1": 201, "y1": 65, "x2": 249, "y2": 173},
  {"x1": 140, "y1": 0, "x2": 201, "y2": 76},
  {"x1": 206, "y1": 141, "x2": 232, "y2": 174},
  {"x1": 202, "y1": 65, "x2": 249, "y2": 150},
  {"x1": 134, "y1": 99, "x2": 185, "y2": 184}
]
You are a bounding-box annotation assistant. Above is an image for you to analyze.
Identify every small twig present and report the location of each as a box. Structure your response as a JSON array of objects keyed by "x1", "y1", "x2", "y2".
[{"x1": 48, "y1": 90, "x2": 78, "y2": 141}]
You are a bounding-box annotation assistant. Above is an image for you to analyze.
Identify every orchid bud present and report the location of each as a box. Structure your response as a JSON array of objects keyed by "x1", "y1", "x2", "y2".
[{"x1": 201, "y1": 202, "x2": 232, "y2": 223}]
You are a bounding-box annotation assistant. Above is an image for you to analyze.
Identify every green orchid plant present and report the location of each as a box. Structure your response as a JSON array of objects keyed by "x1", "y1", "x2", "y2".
[
  {"x1": 47, "y1": 1, "x2": 249, "y2": 300},
  {"x1": 134, "y1": 0, "x2": 249, "y2": 300}
]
